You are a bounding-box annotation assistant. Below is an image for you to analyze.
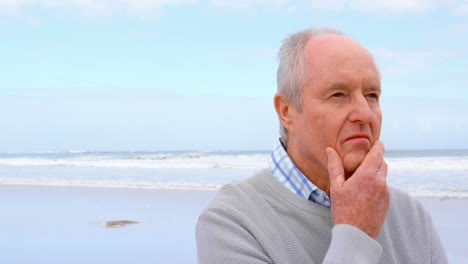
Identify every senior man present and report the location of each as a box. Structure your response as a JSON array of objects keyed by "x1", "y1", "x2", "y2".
[{"x1": 196, "y1": 27, "x2": 448, "y2": 263}]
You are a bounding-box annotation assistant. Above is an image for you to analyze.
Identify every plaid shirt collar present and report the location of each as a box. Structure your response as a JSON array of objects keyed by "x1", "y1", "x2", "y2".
[{"x1": 267, "y1": 140, "x2": 331, "y2": 207}]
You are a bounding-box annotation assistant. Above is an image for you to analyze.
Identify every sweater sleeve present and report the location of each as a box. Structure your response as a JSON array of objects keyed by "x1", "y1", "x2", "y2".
[
  {"x1": 322, "y1": 224, "x2": 382, "y2": 264},
  {"x1": 196, "y1": 205, "x2": 272, "y2": 264},
  {"x1": 428, "y1": 213, "x2": 448, "y2": 263}
]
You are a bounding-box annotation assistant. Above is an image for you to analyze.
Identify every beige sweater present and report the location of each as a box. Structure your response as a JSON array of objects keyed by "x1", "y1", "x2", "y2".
[{"x1": 196, "y1": 169, "x2": 448, "y2": 264}]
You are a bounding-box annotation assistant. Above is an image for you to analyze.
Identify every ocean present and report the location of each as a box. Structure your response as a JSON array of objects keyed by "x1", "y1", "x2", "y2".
[{"x1": 0, "y1": 149, "x2": 467, "y2": 199}]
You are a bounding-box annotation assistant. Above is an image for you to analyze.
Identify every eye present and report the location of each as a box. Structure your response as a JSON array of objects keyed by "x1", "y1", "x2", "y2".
[
  {"x1": 332, "y1": 92, "x2": 344, "y2": 97},
  {"x1": 367, "y1": 93, "x2": 379, "y2": 99}
]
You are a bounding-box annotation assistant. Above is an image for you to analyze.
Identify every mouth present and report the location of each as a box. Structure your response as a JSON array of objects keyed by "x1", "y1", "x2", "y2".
[{"x1": 345, "y1": 134, "x2": 371, "y2": 143}]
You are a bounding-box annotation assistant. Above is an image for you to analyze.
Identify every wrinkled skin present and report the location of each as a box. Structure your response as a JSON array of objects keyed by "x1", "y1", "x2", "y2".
[
  {"x1": 274, "y1": 34, "x2": 389, "y2": 239},
  {"x1": 327, "y1": 141, "x2": 389, "y2": 239}
]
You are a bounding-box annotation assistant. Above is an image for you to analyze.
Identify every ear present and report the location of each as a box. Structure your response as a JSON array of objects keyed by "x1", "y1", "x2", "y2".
[{"x1": 274, "y1": 92, "x2": 295, "y2": 135}]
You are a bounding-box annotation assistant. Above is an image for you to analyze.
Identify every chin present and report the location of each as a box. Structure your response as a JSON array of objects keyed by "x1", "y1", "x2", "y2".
[{"x1": 342, "y1": 152, "x2": 366, "y2": 179}]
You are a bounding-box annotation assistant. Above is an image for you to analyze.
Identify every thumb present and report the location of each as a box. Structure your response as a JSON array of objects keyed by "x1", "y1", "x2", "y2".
[{"x1": 326, "y1": 147, "x2": 345, "y2": 189}]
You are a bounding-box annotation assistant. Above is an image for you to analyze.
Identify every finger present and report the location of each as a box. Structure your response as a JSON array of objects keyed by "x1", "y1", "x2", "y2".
[
  {"x1": 376, "y1": 160, "x2": 388, "y2": 179},
  {"x1": 326, "y1": 147, "x2": 345, "y2": 189},
  {"x1": 356, "y1": 140, "x2": 385, "y2": 174}
]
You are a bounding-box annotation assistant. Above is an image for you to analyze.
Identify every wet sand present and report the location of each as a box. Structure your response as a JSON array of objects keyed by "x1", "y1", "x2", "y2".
[
  {"x1": 0, "y1": 185, "x2": 215, "y2": 264},
  {"x1": 0, "y1": 185, "x2": 466, "y2": 263}
]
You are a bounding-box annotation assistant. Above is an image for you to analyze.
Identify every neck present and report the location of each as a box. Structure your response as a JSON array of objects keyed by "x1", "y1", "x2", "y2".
[{"x1": 286, "y1": 141, "x2": 331, "y2": 197}]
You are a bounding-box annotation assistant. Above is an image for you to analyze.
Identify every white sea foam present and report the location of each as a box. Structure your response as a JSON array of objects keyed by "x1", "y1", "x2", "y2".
[
  {"x1": 1, "y1": 154, "x2": 467, "y2": 172},
  {"x1": 0, "y1": 178, "x2": 221, "y2": 191},
  {"x1": 1, "y1": 151, "x2": 467, "y2": 198},
  {"x1": 0, "y1": 153, "x2": 269, "y2": 169},
  {"x1": 386, "y1": 156, "x2": 468, "y2": 172},
  {"x1": 402, "y1": 187, "x2": 468, "y2": 199},
  {"x1": 1, "y1": 178, "x2": 467, "y2": 198}
]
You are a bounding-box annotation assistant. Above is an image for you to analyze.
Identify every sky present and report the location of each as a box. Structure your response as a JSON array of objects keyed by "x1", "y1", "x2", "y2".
[{"x1": 1, "y1": 0, "x2": 467, "y2": 152}]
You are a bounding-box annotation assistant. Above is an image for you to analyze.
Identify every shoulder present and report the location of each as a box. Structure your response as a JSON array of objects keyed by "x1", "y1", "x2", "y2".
[
  {"x1": 196, "y1": 169, "x2": 282, "y2": 237},
  {"x1": 382, "y1": 188, "x2": 447, "y2": 263},
  {"x1": 195, "y1": 171, "x2": 275, "y2": 263},
  {"x1": 201, "y1": 169, "x2": 271, "y2": 215},
  {"x1": 386, "y1": 186, "x2": 433, "y2": 228},
  {"x1": 388, "y1": 186, "x2": 416, "y2": 203},
  {"x1": 388, "y1": 186, "x2": 427, "y2": 213}
]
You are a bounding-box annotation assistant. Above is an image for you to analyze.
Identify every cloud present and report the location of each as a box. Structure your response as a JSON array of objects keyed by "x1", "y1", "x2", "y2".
[
  {"x1": 381, "y1": 96, "x2": 468, "y2": 149},
  {"x1": 0, "y1": 0, "x2": 450, "y2": 19},
  {"x1": 0, "y1": 0, "x2": 198, "y2": 19},
  {"x1": 208, "y1": 0, "x2": 349, "y2": 14},
  {"x1": 130, "y1": 31, "x2": 157, "y2": 40},
  {"x1": 210, "y1": 47, "x2": 277, "y2": 61},
  {"x1": 450, "y1": 23, "x2": 468, "y2": 33},
  {"x1": 349, "y1": 0, "x2": 437, "y2": 13},
  {"x1": 208, "y1": 0, "x2": 439, "y2": 14},
  {"x1": 309, "y1": 0, "x2": 347, "y2": 10},
  {"x1": 207, "y1": 0, "x2": 295, "y2": 15},
  {"x1": 371, "y1": 48, "x2": 456, "y2": 76},
  {"x1": 0, "y1": 93, "x2": 279, "y2": 151},
  {"x1": 453, "y1": 3, "x2": 468, "y2": 15},
  {"x1": 452, "y1": 73, "x2": 468, "y2": 86}
]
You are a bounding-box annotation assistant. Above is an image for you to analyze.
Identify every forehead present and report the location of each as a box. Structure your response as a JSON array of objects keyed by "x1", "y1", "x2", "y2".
[
  {"x1": 304, "y1": 34, "x2": 375, "y2": 65},
  {"x1": 303, "y1": 34, "x2": 380, "y2": 90}
]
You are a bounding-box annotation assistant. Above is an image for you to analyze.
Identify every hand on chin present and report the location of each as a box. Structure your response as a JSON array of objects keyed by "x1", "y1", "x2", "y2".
[{"x1": 342, "y1": 148, "x2": 369, "y2": 179}]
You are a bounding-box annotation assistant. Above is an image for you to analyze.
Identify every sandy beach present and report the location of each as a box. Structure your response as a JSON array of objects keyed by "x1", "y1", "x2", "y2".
[
  {"x1": 0, "y1": 185, "x2": 214, "y2": 264},
  {"x1": 1, "y1": 185, "x2": 466, "y2": 264}
]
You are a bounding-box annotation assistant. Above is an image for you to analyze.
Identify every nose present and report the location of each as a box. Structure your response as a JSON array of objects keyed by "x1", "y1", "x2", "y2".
[{"x1": 348, "y1": 95, "x2": 373, "y2": 124}]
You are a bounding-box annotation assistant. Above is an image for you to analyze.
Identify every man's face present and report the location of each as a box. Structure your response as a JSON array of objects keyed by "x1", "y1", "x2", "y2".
[{"x1": 287, "y1": 34, "x2": 382, "y2": 178}]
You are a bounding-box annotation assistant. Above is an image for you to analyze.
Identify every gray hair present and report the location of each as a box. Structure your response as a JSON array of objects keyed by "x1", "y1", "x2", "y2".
[{"x1": 277, "y1": 27, "x2": 344, "y2": 145}]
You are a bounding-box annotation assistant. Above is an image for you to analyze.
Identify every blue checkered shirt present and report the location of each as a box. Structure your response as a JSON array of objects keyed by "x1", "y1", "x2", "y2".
[{"x1": 267, "y1": 141, "x2": 331, "y2": 207}]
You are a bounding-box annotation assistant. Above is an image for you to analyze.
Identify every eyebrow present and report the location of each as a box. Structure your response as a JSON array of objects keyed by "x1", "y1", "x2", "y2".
[
  {"x1": 366, "y1": 85, "x2": 381, "y2": 93},
  {"x1": 328, "y1": 82, "x2": 347, "y2": 90},
  {"x1": 327, "y1": 82, "x2": 381, "y2": 92}
]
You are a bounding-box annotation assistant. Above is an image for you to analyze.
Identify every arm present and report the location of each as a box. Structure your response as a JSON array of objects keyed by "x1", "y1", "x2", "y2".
[
  {"x1": 323, "y1": 224, "x2": 382, "y2": 263},
  {"x1": 196, "y1": 205, "x2": 271, "y2": 264},
  {"x1": 197, "y1": 207, "x2": 383, "y2": 264},
  {"x1": 324, "y1": 141, "x2": 389, "y2": 263},
  {"x1": 197, "y1": 141, "x2": 389, "y2": 264},
  {"x1": 428, "y1": 213, "x2": 448, "y2": 263}
]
